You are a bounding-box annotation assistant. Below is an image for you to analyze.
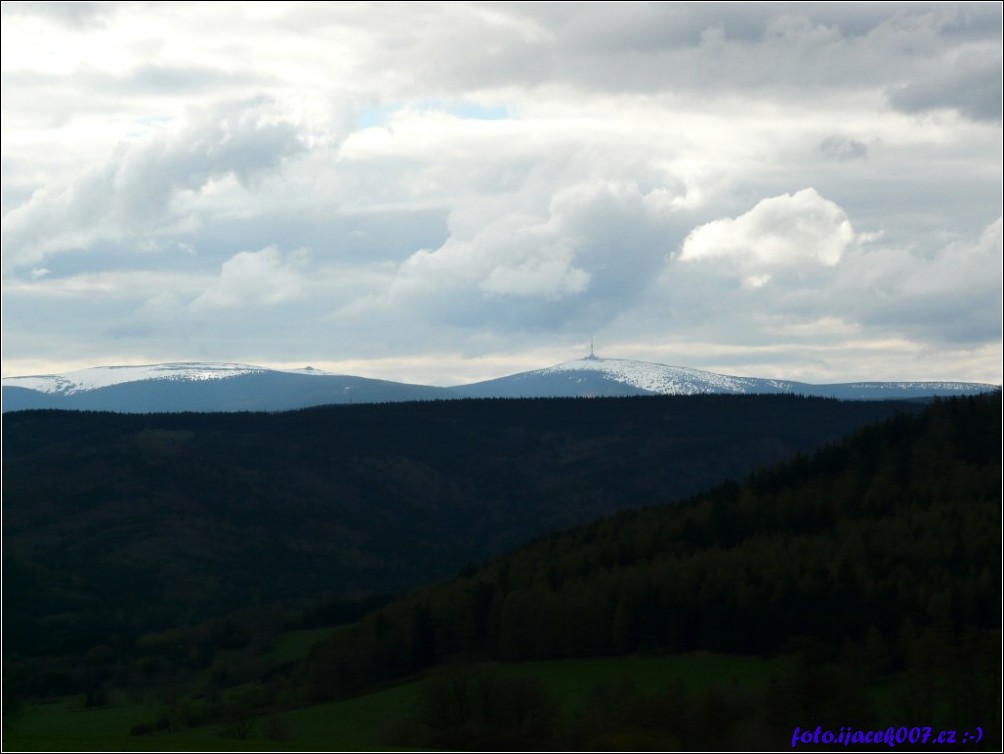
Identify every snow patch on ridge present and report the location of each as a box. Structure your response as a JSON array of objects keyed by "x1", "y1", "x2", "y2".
[
  {"x1": 539, "y1": 358, "x2": 770, "y2": 395},
  {"x1": 2, "y1": 362, "x2": 331, "y2": 396},
  {"x1": 835, "y1": 381, "x2": 986, "y2": 392}
]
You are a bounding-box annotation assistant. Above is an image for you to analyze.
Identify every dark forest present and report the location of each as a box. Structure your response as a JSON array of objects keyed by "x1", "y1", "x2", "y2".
[{"x1": 3, "y1": 393, "x2": 1000, "y2": 750}]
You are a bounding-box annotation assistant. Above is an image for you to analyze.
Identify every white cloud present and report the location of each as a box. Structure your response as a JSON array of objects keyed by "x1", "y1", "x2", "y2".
[
  {"x1": 1, "y1": 100, "x2": 303, "y2": 272},
  {"x1": 480, "y1": 248, "x2": 590, "y2": 300},
  {"x1": 191, "y1": 245, "x2": 305, "y2": 311},
  {"x1": 385, "y1": 179, "x2": 679, "y2": 329},
  {"x1": 1, "y1": 3, "x2": 1000, "y2": 384},
  {"x1": 635, "y1": 214, "x2": 1002, "y2": 375},
  {"x1": 678, "y1": 188, "x2": 857, "y2": 279}
]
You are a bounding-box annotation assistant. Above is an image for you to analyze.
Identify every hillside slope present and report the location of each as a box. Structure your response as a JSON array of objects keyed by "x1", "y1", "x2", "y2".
[
  {"x1": 306, "y1": 392, "x2": 1001, "y2": 715},
  {"x1": 2, "y1": 395, "x2": 919, "y2": 657}
]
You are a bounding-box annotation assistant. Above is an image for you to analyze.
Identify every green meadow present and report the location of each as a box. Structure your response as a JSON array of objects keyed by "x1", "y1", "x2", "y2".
[{"x1": 3, "y1": 652, "x2": 776, "y2": 751}]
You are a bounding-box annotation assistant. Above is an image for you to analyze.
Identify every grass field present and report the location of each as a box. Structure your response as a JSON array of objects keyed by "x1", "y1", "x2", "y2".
[
  {"x1": 2, "y1": 691, "x2": 418, "y2": 752},
  {"x1": 2, "y1": 651, "x2": 776, "y2": 751},
  {"x1": 493, "y1": 652, "x2": 776, "y2": 715},
  {"x1": 263, "y1": 626, "x2": 342, "y2": 665}
]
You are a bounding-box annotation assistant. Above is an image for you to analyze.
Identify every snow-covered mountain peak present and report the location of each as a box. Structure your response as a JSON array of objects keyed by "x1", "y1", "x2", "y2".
[
  {"x1": 538, "y1": 357, "x2": 766, "y2": 395},
  {"x1": 4, "y1": 362, "x2": 277, "y2": 396}
]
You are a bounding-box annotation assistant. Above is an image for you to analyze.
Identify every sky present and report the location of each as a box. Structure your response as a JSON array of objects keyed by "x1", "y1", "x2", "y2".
[{"x1": 1, "y1": 1, "x2": 1001, "y2": 386}]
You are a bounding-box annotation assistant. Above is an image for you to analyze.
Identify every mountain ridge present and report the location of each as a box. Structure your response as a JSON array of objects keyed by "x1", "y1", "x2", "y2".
[
  {"x1": 2, "y1": 356, "x2": 996, "y2": 412},
  {"x1": 2, "y1": 392, "x2": 937, "y2": 657}
]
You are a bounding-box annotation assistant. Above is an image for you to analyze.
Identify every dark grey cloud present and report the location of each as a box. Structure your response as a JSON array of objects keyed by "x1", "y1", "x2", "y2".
[
  {"x1": 887, "y1": 50, "x2": 1002, "y2": 122},
  {"x1": 189, "y1": 207, "x2": 450, "y2": 266},
  {"x1": 819, "y1": 137, "x2": 868, "y2": 162},
  {"x1": 1, "y1": 67, "x2": 270, "y2": 126},
  {"x1": 379, "y1": 2, "x2": 1002, "y2": 102},
  {"x1": 507, "y1": 2, "x2": 979, "y2": 55},
  {"x1": 509, "y1": 1, "x2": 772, "y2": 52},
  {"x1": 1, "y1": 1, "x2": 116, "y2": 28},
  {"x1": 127, "y1": 65, "x2": 265, "y2": 94},
  {"x1": 846, "y1": 220, "x2": 1003, "y2": 345}
]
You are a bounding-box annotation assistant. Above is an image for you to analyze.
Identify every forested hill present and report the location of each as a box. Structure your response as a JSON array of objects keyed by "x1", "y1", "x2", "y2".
[
  {"x1": 306, "y1": 392, "x2": 1001, "y2": 710},
  {"x1": 4, "y1": 394, "x2": 920, "y2": 657}
]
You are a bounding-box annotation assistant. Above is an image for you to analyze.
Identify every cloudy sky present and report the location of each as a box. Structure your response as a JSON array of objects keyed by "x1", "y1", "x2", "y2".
[{"x1": 2, "y1": 1, "x2": 1001, "y2": 385}]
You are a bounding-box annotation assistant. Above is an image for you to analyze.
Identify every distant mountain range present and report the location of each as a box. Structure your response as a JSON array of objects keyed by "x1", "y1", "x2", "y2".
[
  {"x1": 2, "y1": 356, "x2": 997, "y2": 413},
  {"x1": 1, "y1": 362, "x2": 447, "y2": 413}
]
